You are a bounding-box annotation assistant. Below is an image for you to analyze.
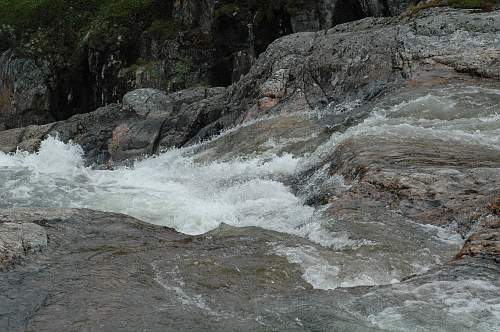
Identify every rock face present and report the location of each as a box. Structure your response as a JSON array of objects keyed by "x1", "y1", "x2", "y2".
[
  {"x1": 0, "y1": 50, "x2": 52, "y2": 130},
  {"x1": 2, "y1": 8, "x2": 499, "y2": 163},
  {"x1": 0, "y1": 0, "x2": 419, "y2": 130},
  {"x1": 211, "y1": 0, "x2": 420, "y2": 86},
  {"x1": 290, "y1": 0, "x2": 417, "y2": 32},
  {"x1": 176, "y1": 6, "x2": 500, "y2": 145}
]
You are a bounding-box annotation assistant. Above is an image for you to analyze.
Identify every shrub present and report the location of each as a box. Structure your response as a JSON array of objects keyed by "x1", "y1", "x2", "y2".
[{"x1": 174, "y1": 57, "x2": 193, "y2": 82}]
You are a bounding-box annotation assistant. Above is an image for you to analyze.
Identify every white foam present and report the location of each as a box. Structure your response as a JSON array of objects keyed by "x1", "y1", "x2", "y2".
[
  {"x1": 294, "y1": 221, "x2": 376, "y2": 250},
  {"x1": 273, "y1": 245, "x2": 340, "y2": 290},
  {"x1": 272, "y1": 244, "x2": 385, "y2": 290},
  {"x1": 0, "y1": 136, "x2": 315, "y2": 236},
  {"x1": 151, "y1": 261, "x2": 217, "y2": 315},
  {"x1": 1, "y1": 136, "x2": 85, "y2": 173},
  {"x1": 418, "y1": 223, "x2": 463, "y2": 245},
  {"x1": 368, "y1": 279, "x2": 500, "y2": 331}
]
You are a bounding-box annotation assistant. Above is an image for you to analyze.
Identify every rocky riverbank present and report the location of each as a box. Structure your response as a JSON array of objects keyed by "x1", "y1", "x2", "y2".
[
  {"x1": 1, "y1": 5, "x2": 499, "y2": 332},
  {"x1": 0, "y1": 0, "x2": 423, "y2": 131}
]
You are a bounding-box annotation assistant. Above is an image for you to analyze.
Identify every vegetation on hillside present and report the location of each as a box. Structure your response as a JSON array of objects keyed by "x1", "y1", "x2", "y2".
[{"x1": 0, "y1": 0, "x2": 174, "y2": 60}]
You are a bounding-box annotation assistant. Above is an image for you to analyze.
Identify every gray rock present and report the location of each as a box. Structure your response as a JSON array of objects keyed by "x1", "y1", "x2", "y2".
[
  {"x1": 110, "y1": 87, "x2": 228, "y2": 163},
  {"x1": 0, "y1": 86, "x2": 227, "y2": 165},
  {"x1": 0, "y1": 221, "x2": 47, "y2": 271},
  {"x1": 188, "y1": 7, "x2": 500, "y2": 142},
  {"x1": 3, "y1": 8, "x2": 500, "y2": 165},
  {"x1": 0, "y1": 208, "x2": 497, "y2": 331},
  {"x1": 16, "y1": 139, "x2": 42, "y2": 153},
  {"x1": 0, "y1": 50, "x2": 52, "y2": 130}
]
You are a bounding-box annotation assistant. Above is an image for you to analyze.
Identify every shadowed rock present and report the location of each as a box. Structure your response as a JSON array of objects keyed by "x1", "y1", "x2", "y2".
[{"x1": 0, "y1": 50, "x2": 52, "y2": 130}]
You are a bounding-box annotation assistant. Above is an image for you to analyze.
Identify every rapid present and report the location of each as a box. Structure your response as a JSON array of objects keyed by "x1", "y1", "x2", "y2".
[{"x1": 1, "y1": 84, "x2": 499, "y2": 330}]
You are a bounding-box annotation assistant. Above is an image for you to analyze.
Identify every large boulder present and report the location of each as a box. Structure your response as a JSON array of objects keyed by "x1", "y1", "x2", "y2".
[
  {"x1": 187, "y1": 7, "x2": 500, "y2": 143},
  {"x1": 0, "y1": 86, "x2": 226, "y2": 165}
]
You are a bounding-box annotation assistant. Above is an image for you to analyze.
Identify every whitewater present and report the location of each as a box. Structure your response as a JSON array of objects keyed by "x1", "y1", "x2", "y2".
[
  {"x1": 1, "y1": 85, "x2": 499, "y2": 294},
  {"x1": 1, "y1": 85, "x2": 499, "y2": 239}
]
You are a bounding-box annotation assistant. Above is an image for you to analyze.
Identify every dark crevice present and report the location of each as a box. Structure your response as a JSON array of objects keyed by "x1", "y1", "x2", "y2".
[
  {"x1": 331, "y1": 0, "x2": 366, "y2": 26},
  {"x1": 152, "y1": 117, "x2": 170, "y2": 155}
]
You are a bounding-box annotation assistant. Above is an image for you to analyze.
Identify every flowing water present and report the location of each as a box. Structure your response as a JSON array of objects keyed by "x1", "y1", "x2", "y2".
[{"x1": 1, "y1": 84, "x2": 500, "y2": 330}]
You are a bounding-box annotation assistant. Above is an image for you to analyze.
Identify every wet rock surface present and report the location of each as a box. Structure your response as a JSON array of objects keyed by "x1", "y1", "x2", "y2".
[
  {"x1": 1, "y1": 77, "x2": 499, "y2": 330},
  {"x1": 0, "y1": 206, "x2": 497, "y2": 331}
]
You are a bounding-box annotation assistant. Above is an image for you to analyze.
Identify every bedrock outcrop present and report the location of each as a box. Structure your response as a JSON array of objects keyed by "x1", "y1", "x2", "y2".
[
  {"x1": 0, "y1": 0, "x2": 419, "y2": 130},
  {"x1": 0, "y1": 202, "x2": 497, "y2": 331}
]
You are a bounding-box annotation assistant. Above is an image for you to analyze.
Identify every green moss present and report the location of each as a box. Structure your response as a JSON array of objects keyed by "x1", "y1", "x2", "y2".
[
  {"x1": 214, "y1": 3, "x2": 240, "y2": 18},
  {"x1": 123, "y1": 58, "x2": 162, "y2": 80},
  {"x1": 448, "y1": 0, "x2": 498, "y2": 8},
  {"x1": 98, "y1": 0, "x2": 153, "y2": 20},
  {"x1": 0, "y1": 0, "x2": 99, "y2": 32},
  {"x1": 0, "y1": 0, "x2": 154, "y2": 30},
  {"x1": 174, "y1": 57, "x2": 193, "y2": 82}
]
